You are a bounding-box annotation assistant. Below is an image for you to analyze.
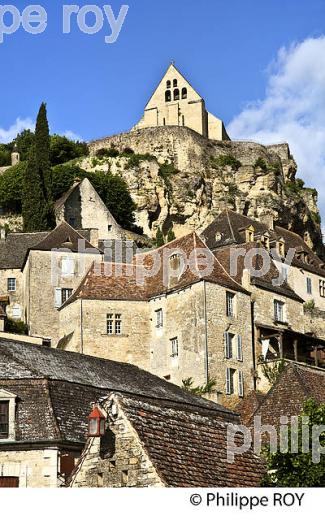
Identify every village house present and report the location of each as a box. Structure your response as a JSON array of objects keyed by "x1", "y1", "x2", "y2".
[
  {"x1": 133, "y1": 63, "x2": 230, "y2": 141},
  {"x1": 58, "y1": 232, "x2": 254, "y2": 406},
  {"x1": 0, "y1": 338, "x2": 264, "y2": 488}
]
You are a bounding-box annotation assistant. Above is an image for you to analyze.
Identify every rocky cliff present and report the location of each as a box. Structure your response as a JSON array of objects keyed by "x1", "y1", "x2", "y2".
[{"x1": 85, "y1": 127, "x2": 323, "y2": 257}]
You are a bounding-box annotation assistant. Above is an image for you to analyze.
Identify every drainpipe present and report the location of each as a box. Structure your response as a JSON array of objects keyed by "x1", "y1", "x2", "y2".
[
  {"x1": 251, "y1": 300, "x2": 257, "y2": 390},
  {"x1": 80, "y1": 299, "x2": 84, "y2": 354},
  {"x1": 203, "y1": 281, "x2": 209, "y2": 384}
]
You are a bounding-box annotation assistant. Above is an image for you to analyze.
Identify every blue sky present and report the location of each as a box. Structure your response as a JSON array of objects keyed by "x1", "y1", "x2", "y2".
[{"x1": 1, "y1": 0, "x2": 325, "y2": 219}]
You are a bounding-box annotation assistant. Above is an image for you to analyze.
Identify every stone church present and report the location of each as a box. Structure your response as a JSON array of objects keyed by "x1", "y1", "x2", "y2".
[{"x1": 133, "y1": 63, "x2": 230, "y2": 141}]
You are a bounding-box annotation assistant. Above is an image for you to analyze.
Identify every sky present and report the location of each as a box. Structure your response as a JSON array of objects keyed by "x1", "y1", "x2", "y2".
[{"x1": 1, "y1": 0, "x2": 325, "y2": 219}]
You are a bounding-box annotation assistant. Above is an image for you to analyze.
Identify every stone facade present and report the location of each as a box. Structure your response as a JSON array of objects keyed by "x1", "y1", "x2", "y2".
[
  {"x1": 132, "y1": 63, "x2": 229, "y2": 141},
  {"x1": 0, "y1": 268, "x2": 23, "y2": 321},
  {"x1": 0, "y1": 448, "x2": 60, "y2": 488}
]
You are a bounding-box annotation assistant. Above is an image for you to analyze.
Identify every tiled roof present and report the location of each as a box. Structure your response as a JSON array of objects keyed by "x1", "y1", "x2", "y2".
[
  {"x1": 63, "y1": 232, "x2": 249, "y2": 307},
  {"x1": 215, "y1": 242, "x2": 303, "y2": 302},
  {"x1": 117, "y1": 394, "x2": 265, "y2": 487},
  {"x1": 201, "y1": 209, "x2": 325, "y2": 277},
  {"x1": 237, "y1": 363, "x2": 325, "y2": 428}
]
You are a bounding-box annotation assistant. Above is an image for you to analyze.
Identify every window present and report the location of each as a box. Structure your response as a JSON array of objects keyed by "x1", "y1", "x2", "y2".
[
  {"x1": 171, "y1": 337, "x2": 179, "y2": 357},
  {"x1": 319, "y1": 280, "x2": 325, "y2": 297},
  {"x1": 238, "y1": 370, "x2": 244, "y2": 397},
  {"x1": 166, "y1": 80, "x2": 171, "y2": 89},
  {"x1": 115, "y1": 314, "x2": 122, "y2": 335},
  {"x1": 61, "y1": 257, "x2": 74, "y2": 276},
  {"x1": 174, "y1": 88, "x2": 180, "y2": 101},
  {"x1": 182, "y1": 115, "x2": 185, "y2": 126},
  {"x1": 181, "y1": 87, "x2": 187, "y2": 99},
  {"x1": 55, "y1": 288, "x2": 73, "y2": 308},
  {"x1": 106, "y1": 314, "x2": 122, "y2": 335},
  {"x1": 226, "y1": 292, "x2": 235, "y2": 317},
  {"x1": 173, "y1": 79, "x2": 178, "y2": 87},
  {"x1": 0, "y1": 401, "x2": 9, "y2": 439},
  {"x1": 165, "y1": 90, "x2": 171, "y2": 102},
  {"x1": 155, "y1": 309, "x2": 163, "y2": 328},
  {"x1": 307, "y1": 277, "x2": 312, "y2": 295},
  {"x1": 163, "y1": 118, "x2": 166, "y2": 126},
  {"x1": 274, "y1": 300, "x2": 285, "y2": 323},
  {"x1": 226, "y1": 368, "x2": 235, "y2": 395},
  {"x1": 237, "y1": 335, "x2": 243, "y2": 361},
  {"x1": 107, "y1": 224, "x2": 112, "y2": 232},
  {"x1": 278, "y1": 240, "x2": 285, "y2": 257},
  {"x1": 7, "y1": 278, "x2": 16, "y2": 292},
  {"x1": 224, "y1": 332, "x2": 234, "y2": 359},
  {"x1": 246, "y1": 229, "x2": 254, "y2": 242}
]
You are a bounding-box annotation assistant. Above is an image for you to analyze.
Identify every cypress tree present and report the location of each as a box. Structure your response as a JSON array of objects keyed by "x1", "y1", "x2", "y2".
[
  {"x1": 155, "y1": 227, "x2": 165, "y2": 247},
  {"x1": 22, "y1": 103, "x2": 55, "y2": 231},
  {"x1": 167, "y1": 227, "x2": 176, "y2": 243}
]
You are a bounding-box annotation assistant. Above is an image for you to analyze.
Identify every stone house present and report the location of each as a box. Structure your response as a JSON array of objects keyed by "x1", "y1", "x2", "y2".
[
  {"x1": 133, "y1": 63, "x2": 230, "y2": 141},
  {"x1": 59, "y1": 232, "x2": 254, "y2": 406},
  {"x1": 0, "y1": 338, "x2": 264, "y2": 488}
]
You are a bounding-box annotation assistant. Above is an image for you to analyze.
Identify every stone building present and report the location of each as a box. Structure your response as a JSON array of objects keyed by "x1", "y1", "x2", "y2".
[
  {"x1": 0, "y1": 338, "x2": 264, "y2": 488},
  {"x1": 132, "y1": 63, "x2": 230, "y2": 141},
  {"x1": 59, "y1": 231, "x2": 253, "y2": 406}
]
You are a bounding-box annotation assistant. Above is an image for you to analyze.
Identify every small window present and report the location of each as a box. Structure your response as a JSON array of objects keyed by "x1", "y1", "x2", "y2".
[
  {"x1": 307, "y1": 277, "x2": 312, "y2": 295},
  {"x1": 181, "y1": 87, "x2": 187, "y2": 99},
  {"x1": 319, "y1": 280, "x2": 325, "y2": 298},
  {"x1": 115, "y1": 314, "x2": 122, "y2": 335},
  {"x1": 7, "y1": 278, "x2": 16, "y2": 292},
  {"x1": 166, "y1": 80, "x2": 171, "y2": 89},
  {"x1": 107, "y1": 314, "x2": 113, "y2": 335},
  {"x1": 165, "y1": 90, "x2": 171, "y2": 102},
  {"x1": 163, "y1": 118, "x2": 166, "y2": 126},
  {"x1": 0, "y1": 401, "x2": 9, "y2": 439},
  {"x1": 170, "y1": 337, "x2": 179, "y2": 357},
  {"x1": 61, "y1": 288, "x2": 73, "y2": 304},
  {"x1": 226, "y1": 368, "x2": 235, "y2": 395},
  {"x1": 237, "y1": 335, "x2": 243, "y2": 361},
  {"x1": 54, "y1": 288, "x2": 72, "y2": 308},
  {"x1": 155, "y1": 309, "x2": 163, "y2": 328},
  {"x1": 238, "y1": 370, "x2": 244, "y2": 397},
  {"x1": 108, "y1": 225, "x2": 112, "y2": 232},
  {"x1": 278, "y1": 240, "x2": 285, "y2": 257},
  {"x1": 173, "y1": 79, "x2": 178, "y2": 87},
  {"x1": 226, "y1": 292, "x2": 235, "y2": 317},
  {"x1": 274, "y1": 300, "x2": 285, "y2": 323},
  {"x1": 62, "y1": 257, "x2": 74, "y2": 276},
  {"x1": 224, "y1": 332, "x2": 234, "y2": 359},
  {"x1": 174, "y1": 88, "x2": 180, "y2": 101}
]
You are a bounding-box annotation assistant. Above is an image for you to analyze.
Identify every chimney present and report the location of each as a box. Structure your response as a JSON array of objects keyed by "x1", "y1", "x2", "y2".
[
  {"x1": 242, "y1": 268, "x2": 251, "y2": 289},
  {"x1": 259, "y1": 213, "x2": 274, "y2": 231}
]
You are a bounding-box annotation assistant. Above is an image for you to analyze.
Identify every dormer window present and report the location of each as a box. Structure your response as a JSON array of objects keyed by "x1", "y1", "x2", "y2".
[
  {"x1": 165, "y1": 90, "x2": 171, "y2": 102},
  {"x1": 166, "y1": 80, "x2": 171, "y2": 89},
  {"x1": 277, "y1": 239, "x2": 285, "y2": 257},
  {"x1": 261, "y1": 233, "x2": 270, "y2": 250},
  {"x1": 245, "y1": 226, "x2": 255, "y2": 243},
  {"x1": 0, "y1": 401, "x2": 9, "y2": 439},
  {"x1": 0, "y1": 390, "x2": 16, "y2": 441}
]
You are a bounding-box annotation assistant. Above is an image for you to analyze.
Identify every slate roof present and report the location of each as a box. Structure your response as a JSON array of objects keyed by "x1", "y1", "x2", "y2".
[
  {"x1": 215, "y1": 242, "x2": 303, "y2": 302},
  {"x1": 28, "y1": 221, "x2": 96, "y2": 253},
  {"x1": 0, "y1": 338, "x2": 235, "y2": 446},
  {"x1": 236, "y1": 363, "x2": 325, "y2": 429},
  {"x1": 201, "y1": 209, "x2": 325, "y2": 277},
  {"x1": 62, "y1": 232, "x2": 249, "y2": 308},
  {"x1": 119, "y1": 394, "x2": 265, "y2": 487}
]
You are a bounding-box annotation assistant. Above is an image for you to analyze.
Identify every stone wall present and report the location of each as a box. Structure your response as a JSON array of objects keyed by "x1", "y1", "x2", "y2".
[
  {"x1": 0, "y1": 268, "x2": 24, "y2": 321},
  {"x1": 0, "y1": 448, "x2": 59, "y2": 487}
]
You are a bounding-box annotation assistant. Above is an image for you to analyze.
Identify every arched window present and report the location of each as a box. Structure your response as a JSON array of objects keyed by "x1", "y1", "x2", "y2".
[
  {"x1": 174, "y1": 89, "x2": 180, "y2": 101},
  {"x1": 173, "y1": 79, "x2": 178, "y2": 87},
  {"x1": 166, "y1": 80, "x2": 171, "y2": 89},
  {"x1": 181, "y1": 87, "x2": 187, "y2": 99},
  {"x1": 165, "y1": 90, "x2": 171, "y2": 102}
]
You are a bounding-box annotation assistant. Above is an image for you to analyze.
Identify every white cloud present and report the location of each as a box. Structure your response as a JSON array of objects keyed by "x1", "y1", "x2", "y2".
[
  {"x1": 228, "y1": 36, "x2": 325, "y2": 222},
  {"x1": 0, "y1": 117, "x2": 34, "y2": 143},
  {"x1": 63, "y1": 130, "x2": 83, "y2": 142}
]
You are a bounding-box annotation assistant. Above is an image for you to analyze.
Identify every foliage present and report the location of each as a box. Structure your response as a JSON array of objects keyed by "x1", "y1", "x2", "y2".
[
  {"x1": 254, "y1": 157, "x2": 268, "y2": 172},
  {"x1": 5, "y1": 318, "x2": 28, "y2": 335},
  {"x1": 167, "y1": 227, "x2": 176, "y2": 242},
  {"x1": 264, "y1": 399, "x2": 325, "y2": 487},
  {"x1": 311, "y1": 211, "x2": 321, "y2": 225},
  {"x1": 259, "y1": 358, "x2": 285, "y2": 386},
  {"x1": 182, "y1": 377, "x2": 217, "y2": 396},
  {"x1": 22, "y1": 103, "x2": 55, "y2": 232},
  {"x1": 212, "y1": 154, "x2": 242, "y2": 171},
  {"x1": 95, "y1": 147, "x2": 119, "y2": 158},
  {"x1": 0, "y1": 144, "x2": 11, "y2": 166},
  {"x1": 125, "y1": 153, "x2": 156, "y2": 169},
  {"x1": 52, "y1": 163, "x2": 86, "y2": 200},
  {"x1": 0, "y1": 162, "x2": 26, "y2": 212},
  {"x1": 15, "y1": 129, "x2": 35, "y2": 161},
  {"x1": 285, "y1": 178, "x2": 306, "y2": 196},
  {"x1": 304, "y1": 299, "x2": 315, "y2": 311},
  {"x1": 50, "y1": 134, "x2": 88, "y2": 165},
  {"x1": 155, "y1": 227, "x2": 165, "y2": 247}
]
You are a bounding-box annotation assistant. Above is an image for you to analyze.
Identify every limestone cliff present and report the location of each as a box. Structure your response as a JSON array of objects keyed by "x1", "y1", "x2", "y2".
[{"x1": 83, "y1": 127, "x2": 323, "y2": 256}]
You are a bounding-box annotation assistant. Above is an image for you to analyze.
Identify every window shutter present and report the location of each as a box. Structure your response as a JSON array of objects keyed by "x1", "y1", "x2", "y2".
[
  {"x1": 237, "y1": 335, "x2": 243, "y2": 361},
  {"x1": 226, "y1": 368, "x2": 231, "y2": 395},
  {"x1": 54, "y1": 288, "x2": 62, "y2": 308},
  {"x1": 238, "y1": 370, "x2": 244, "y2": 397},
  {"x1": 224, "y1": 332, "x2": 229, "y2": 359}
]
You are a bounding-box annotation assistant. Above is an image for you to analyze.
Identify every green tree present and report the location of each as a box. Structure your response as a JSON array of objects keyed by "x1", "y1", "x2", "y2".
[
  {"x1": 14, "y1": 129, "x2": 35, "y2": 161},
  {"x1": 0, "y1": 162, "x2": 26, "y2": 212},
  {"x1": 52, "y1": 163, "x2": 86, "y2": 200},
  {"x1": 50, "y1": 134, "x2": 89, "y2": 165},
  {"x1": 22, "y1": 103, "x2": 55, "y2": 231},
  {"x1": 182, "y1": 377, "x2": 217, "y2": 396},
  {"x1": 155, "y1": 227, "x2": 165, "y2": 247},
  {"x1": 0, "y1": 144, "x2": 11, "y2": 166},
  {"x1": 264, "y1": 398, "x2": 325, "y2": 487},
  {"x1": 167, "y1": 227, "x2": 176, "y2": 242}
]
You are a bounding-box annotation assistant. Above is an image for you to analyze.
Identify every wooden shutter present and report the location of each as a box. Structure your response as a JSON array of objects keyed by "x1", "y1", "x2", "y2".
[
  {"x1": 237, "y1": 335, "x2": 243, "y2": 361},
  {"x1": 224, "y1": 332, "x2": 230, "y2": 359},
  {"x1": 238, "y1": 370, "x2": 244, "y2": 397},
  {"x1": 0, "y1": 477, "x2": 19, "y2": 487},
  {"x1": 54, "y1": 288, "x2": 62, "y2": 308},
  {"x1": 226, "y1": 368, "x2": 231, "y2": 395}
]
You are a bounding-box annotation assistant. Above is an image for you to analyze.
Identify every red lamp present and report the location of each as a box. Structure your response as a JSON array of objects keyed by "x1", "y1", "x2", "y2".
[{"x1": 88, "y1": 407, "x2": 106, "y2": 437}]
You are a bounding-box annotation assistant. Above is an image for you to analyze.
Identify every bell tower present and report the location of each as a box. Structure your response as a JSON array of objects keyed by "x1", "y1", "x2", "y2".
[{"x1": 11, "y1": 143, "x2": 20, "y2": 167}]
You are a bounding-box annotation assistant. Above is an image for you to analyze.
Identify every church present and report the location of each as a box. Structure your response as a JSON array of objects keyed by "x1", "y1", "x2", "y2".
[{"x1": 133, "y1": 63, "x2": 230, "y2": 141}]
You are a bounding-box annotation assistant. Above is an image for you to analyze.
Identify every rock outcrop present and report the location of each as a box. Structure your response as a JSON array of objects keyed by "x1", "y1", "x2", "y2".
[{"x1": 86, "y1": 127, "x2": 323, "y2": 257}]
